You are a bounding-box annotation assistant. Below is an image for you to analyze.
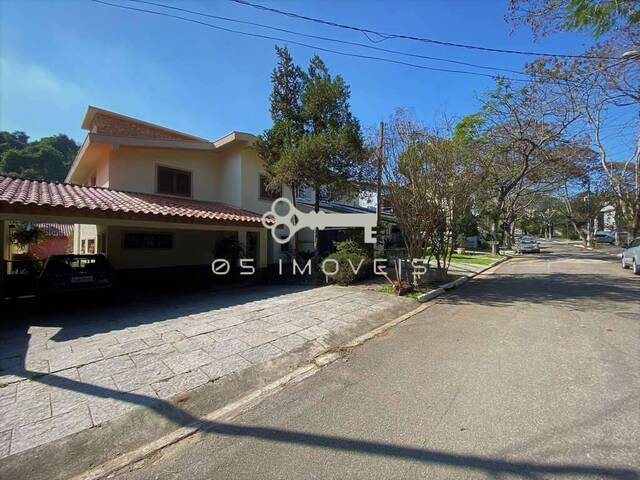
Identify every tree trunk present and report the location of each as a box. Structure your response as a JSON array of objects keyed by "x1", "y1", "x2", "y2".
[
  {"x1": 491, "y1": 216, "x2": 499, "y2": 255},
  {"x1": 313, "y1": 187, "x2": 321, "y2": 259},
  {"x1": 289, "y1": 184, "x2": 297, "y2": 260}
]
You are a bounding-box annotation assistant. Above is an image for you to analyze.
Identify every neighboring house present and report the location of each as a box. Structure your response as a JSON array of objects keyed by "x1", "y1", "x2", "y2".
[
  {"x1": 294, "y1": 186, "x2": 400, "y2": 256},
  {"x1": 598, "y1": 205, "x2": 617, "y2": 232},
  {"x1": 0, "y1": 106, "x2": 294, "y2": 286},
  {"x1": 5, "y1": 222, "x2": 73, "y2": 276},
  {"x1": 10, "y1": 222, "x2": 73, "y2": 259},
  {"x1": 596, "y1": 205, "x2": 629, "y2": 244}
]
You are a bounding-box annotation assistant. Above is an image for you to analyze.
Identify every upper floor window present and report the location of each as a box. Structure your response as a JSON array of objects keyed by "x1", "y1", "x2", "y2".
[
  {"x1": 259, "y1": 175, "x2": 282, "y2": 200},
  {"x1": 157, "y1": 166, "x2": 191, "y2": 197}
]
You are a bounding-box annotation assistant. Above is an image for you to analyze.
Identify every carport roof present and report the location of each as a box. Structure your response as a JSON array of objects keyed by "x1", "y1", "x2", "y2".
[{"x1": 0, "y1": 175, "x2": 266, "y2": 227}]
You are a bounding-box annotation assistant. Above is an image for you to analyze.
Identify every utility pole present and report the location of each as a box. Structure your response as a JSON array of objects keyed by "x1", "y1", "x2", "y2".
[
  {"x1": 376, "y1": 121, "x2": 384, "y2": 225},
  {"x1": 375, "y1": 121, "x2": 384, "y2": 256},
  {"x1": 586, "y1": 176, "x2": 592, "y2": 247}
]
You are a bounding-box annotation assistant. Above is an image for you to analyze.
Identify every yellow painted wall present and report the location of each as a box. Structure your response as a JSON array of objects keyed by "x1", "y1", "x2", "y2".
[
  {"x1": 70, "y1": 141, "x2": 298, "y2": 265},
  {"x1": 104, "y1": 226, "x2": 239, "y2": 270},
  {"x1": 107, "y1": 147, "x2": 222, "y2": 202}
]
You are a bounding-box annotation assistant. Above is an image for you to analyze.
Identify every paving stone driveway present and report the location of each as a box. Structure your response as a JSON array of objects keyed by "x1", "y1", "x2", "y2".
[{"x1": 0, "y1": 284, "x2": 411, "y2": 459}]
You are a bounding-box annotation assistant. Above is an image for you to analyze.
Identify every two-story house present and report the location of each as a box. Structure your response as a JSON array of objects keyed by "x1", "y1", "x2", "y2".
[
  {"x1": 66, "y1": 106, "x2": 296, "y2": 274},
  {"x1": 0, "y1": 106, "x2": 294, "y2": 287}
]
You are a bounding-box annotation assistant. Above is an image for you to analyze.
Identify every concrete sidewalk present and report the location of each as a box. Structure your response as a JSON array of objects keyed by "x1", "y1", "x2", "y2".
[{"x1": 0, "y1": 284, "x2": 415, "y2": 466}]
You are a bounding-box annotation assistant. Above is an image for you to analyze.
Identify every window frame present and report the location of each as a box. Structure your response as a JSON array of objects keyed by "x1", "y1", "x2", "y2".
[
  {"x1": 156, "y1": 165, "x2": 193, "y2": 198},
  {"x1": 259, "y1": 174, "x2": 282, "y2": 201},
  {"x1": 122, "y1": 232, "x2": 174, "y2": 250}
]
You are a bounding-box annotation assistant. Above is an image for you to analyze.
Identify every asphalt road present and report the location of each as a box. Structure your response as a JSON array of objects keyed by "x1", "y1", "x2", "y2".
[{"x1": 114, "y1": 243, "x2": 640, "y2": 480}]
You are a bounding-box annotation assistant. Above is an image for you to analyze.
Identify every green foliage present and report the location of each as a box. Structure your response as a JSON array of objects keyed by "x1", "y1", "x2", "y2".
[
  {"x1": 453, "y1": 113, "x2": 486, "y2": 144},
  {"x1": 456, "y1": 207, "x2": 480, "y2": 237},
  {"x1": 256, "y1": 46, "x2": 305, "y2": 192},
  {"x1": 334, "y1": 239, "x2": 367, "y2": 256},
  {"x1": 323, "y1": 251, "x2": 371, "y2": 285},
  {"x1": 508, "y1": 0, "x2": 639, "y2": 38},
  {"x1": 257, "y1": 47, "x2": 365, "y2": 208},
  {"x1": 0, "y1": 131, "x2": 29, "y2": 154},
  {"x1": 10, "y1": 224, "x2": 46, "y2": 247},
  {"x1": 450, "y1": 253, "x2": 501, "y2": 266},
  {"x1": 564, "y1": 0, "x2": 639, "y2": 37},
  {"x1": 0, "y1": 131, "x2": 78, "y2": 182}
]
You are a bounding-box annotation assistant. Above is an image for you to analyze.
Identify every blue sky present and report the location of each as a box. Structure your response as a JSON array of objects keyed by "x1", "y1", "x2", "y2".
[{"x1": 0, "y1": 0, "x2": 636, "y2": 159}]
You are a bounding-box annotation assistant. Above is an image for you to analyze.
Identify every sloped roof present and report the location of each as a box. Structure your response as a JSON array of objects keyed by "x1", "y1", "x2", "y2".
[
  {"x1": 0, "y1": 176, "x2": 265, "y2": 226},
  {"x1": 34, "y1": 223, "x2": 74, "y2": 237}
]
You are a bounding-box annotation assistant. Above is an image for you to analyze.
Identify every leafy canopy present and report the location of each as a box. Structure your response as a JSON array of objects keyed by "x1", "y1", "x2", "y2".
[
  {"x1": 0, "y1": 131, "x2": 79, "y2": 182},
  {"x1": 256, "y1": 47, "x2": 365, "y2": 202}
]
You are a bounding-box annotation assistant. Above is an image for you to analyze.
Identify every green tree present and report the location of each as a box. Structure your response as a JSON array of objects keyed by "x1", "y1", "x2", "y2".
[
  {"x1": 0, "y1": 132, "x2": 78, "y2": 182},
  {"x1": 509, "y1": 3, "x2": 639, "y2": 237},
  {"x1": 1, "y1": 145, "x2": 68, "y2": 182},
  {"x1": 0, "y1": 131, "x2": 29, "y2": 155},
  {"x1": 39, "y1": 134, "x2": 79, "y2": 162},
  {"x1": 256, "y1": 46, "x2": 305, "y2": 189},
  {"x1": 508, "y1": 0, "x2": 640, "y2": 38},
  {"x1": 257, "y1": 49, "x2": 365, "y2": 256}
]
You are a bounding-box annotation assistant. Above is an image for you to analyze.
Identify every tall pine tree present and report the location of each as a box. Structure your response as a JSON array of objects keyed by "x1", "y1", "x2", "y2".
[{"x1": 257, "y1": 48, "x2": 365, "y2": 256}]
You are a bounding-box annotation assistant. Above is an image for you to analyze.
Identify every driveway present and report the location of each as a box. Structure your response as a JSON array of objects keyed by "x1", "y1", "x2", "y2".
[
  {"x1": 0, "y1": 284, "x2": 415, "y2": 460},
  {"x1": 112, "y1": 245, "x2": 640, "y2": 479}
]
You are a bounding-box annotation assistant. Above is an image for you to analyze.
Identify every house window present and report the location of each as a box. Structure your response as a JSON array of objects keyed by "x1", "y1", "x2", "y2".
[
  {"x1": 123, "y1": 232, "x2": 173, "y2": 249},
  {"x1": 260, "y1": 175, "x2": 282, "y2": 200},
  {"x1": 157, "y1": 166, "x2": 191, "y2": 197},
  {"x1": 87, "y1": 239, "x2": 96, "y2": 254},
  {"x1": 80, "y1": 239, "x2": 86, "y2": 254}
]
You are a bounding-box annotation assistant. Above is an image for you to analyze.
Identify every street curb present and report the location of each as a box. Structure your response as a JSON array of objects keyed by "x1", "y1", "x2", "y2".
[
  {"x1": 417, "y1": 287, "x2": 445, "y2": 302},
  {"x1": 70, "y1": 304, "x2": 434, "y2": 480},
  {"x1": 71, "y1": 363, "x2": 320, "y2": 480},
  {"x1": 574, "y1": 243, "x2": 623, "y2": 258},
  {"x1": 417, "y1": 256, "x2": 510, "y2": 303}
]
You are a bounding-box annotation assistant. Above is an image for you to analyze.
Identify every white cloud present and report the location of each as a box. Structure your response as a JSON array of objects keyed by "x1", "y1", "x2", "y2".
[{"x1": 0, "y1": 57, "x2": 89, "y2": 140}]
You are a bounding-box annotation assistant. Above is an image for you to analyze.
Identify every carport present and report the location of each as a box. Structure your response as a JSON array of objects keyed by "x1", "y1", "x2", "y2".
[{"x1": 0, "y1": 175, "x2": 270, "y2": 296}]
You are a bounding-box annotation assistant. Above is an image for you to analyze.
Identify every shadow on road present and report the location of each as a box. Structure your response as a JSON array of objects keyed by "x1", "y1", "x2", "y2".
[
  {"x1": 4, "y1": 368, "x2": 638, "y2": 480},
  {"x1": 445, "y1": 271, "x2": 640, "y2": 310}
]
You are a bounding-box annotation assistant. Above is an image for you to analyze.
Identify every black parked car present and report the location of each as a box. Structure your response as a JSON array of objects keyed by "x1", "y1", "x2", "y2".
[{"x1": 38, "y1": 254, "x2": 114, "y2": 295}]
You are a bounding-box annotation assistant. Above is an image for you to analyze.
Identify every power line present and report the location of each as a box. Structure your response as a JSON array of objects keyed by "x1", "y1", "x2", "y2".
[
  {"x1": 127, "y1": 0, "x2": 530, "y2": 77},
  {"x1": 229, "y1": 0, "x2": 619, "y2": 61},
  {"x1": 91, "y1": 0, "x2": 542, "y2": 83}
]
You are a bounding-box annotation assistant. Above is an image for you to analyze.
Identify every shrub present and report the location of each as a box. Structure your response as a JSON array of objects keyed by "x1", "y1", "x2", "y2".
[
  {"x1": 333, "y1": 239, "x2": 366, "y2": 256},
  {"x1": 323, "y1": 251, "x2": 372, "y2": 285}
]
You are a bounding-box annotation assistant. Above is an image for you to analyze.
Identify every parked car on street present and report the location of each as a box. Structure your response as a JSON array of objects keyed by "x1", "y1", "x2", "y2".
[
  {"x1": 621, "y1": 238, "x2": 640, "y2": 274},
  {"x1": 517, "y1": 239, "x2": 540, "y2": 254},
  {"x1": 594, "y1": 232, "x2": 615, "y2": 244},
  {"x1": 37, "y1": 254, "x2": 115, "y2": 295}
]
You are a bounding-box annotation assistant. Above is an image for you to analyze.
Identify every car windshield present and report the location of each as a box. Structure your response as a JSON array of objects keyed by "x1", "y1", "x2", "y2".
[{"x1": 46, "y1": 256, "x2": 109, "y2": 274}]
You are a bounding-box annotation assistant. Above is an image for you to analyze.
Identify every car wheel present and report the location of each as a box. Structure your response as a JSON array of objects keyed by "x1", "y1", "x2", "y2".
[
  {"x1": 622, "y1": 256, "x2": 629, "y2": 269},
  {"x1": 633, "y1": 259, "x2": 640, "y2": 275}
]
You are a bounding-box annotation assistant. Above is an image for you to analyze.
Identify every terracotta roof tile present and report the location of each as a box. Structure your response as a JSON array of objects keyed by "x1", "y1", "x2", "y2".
[{"x1": 0, "y1": 176, "x2": 265, "y2": 225}]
